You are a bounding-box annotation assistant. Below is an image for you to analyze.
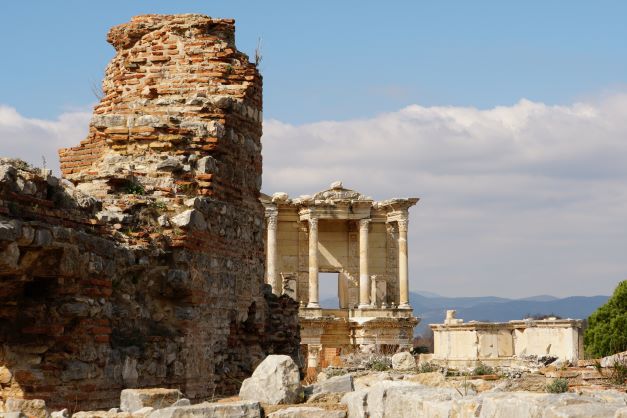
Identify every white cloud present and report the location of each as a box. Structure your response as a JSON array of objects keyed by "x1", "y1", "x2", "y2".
[
  {"x1": 262, "y1": 94, "x2": 627, "y2": 298},
  {"x1": 1, "y1": 96, "x2": 625, "y2": 298},
  {"x1": 0, "y1": 105, "x2": 91, "y2": 174}
]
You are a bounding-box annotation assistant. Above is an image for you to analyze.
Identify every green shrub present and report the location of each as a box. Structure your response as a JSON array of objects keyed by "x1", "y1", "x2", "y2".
[
  {"x1": 546, "y1": 378, "x2": 569, "y2": 393},
  {"x1": 418, "y1": 362, "x2": 438, "y2": 373},
  {"x1": 126, "y1": 181, "x2": 145, "y2": 195},
  {"x1": 584, "y1": 280, "x2": 627, "y2": 358},
  {"x1": 472, "y1": 362, "x2": 495, "y2": 376}
]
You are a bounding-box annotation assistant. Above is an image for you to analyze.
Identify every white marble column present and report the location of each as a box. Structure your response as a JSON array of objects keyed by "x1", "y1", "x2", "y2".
[
  {"x1": 266, "y1": 211, "x2": 279, "y2": 295},
  {"x1": 307, "y1": 217, "x2": 320, "y2": 308},
  {"x1": 398, "y1": 216, "x2": 410, "y2": 308},
  {"x1": 358, "y1": 218, "x2": 371, "y2": 309}
]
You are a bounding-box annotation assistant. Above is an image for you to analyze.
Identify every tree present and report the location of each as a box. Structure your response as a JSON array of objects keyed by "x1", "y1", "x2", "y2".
[{"x1": 584, "y1": 280, "x2": 627, "y2": 358}]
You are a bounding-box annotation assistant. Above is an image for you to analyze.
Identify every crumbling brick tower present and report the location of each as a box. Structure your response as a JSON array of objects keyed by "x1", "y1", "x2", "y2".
[{"x1": 0, "y1": 14, "x2": 299, "y2": 411}]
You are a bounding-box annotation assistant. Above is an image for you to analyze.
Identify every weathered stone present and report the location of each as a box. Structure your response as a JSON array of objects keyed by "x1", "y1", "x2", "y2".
[
  {"x1": 120, "y1": 388, "x2": 184, "y2": 413},
  {"x1": 130, "y1": 408, "x2": 153, "y2": 418},
  {"x1": 170, "y1": 210, "x2": 206, "y2": 230},
  {"x1": 404, "y1": 371, "x2": 446, "y2": 386},
  {"x1": 50, "y1": 410, "x2": 69, "y2": 418},
  {"x1": 544, "y1": 403, "x2": 621, "y2": 418},
  {"x1": 156, "y1": 158, "x2": 182, "y2": 172},
  {"x1": 340, "y1": 390, "x2": 368, "y2": 418},
  {"x1": 615, "y1": 407, "x2": 627, "y2": 418},
  {"x1": 310, "y1": 374, "x2": 354, "y2": 395},
  {"x1": 239, "y1": 355, "x2": 303, "y2": 405},
  {"x1": 4, "y1": 399, "x2": 49, "y2": 418},
  {"x1": 147, "y1": 401, "x2": 261, "y2": 418},
  {"x1": 391, "y1": 351, "x2": 416, "y2": 371},
  {"x1": 0, "y1": 366, "x2": 13, "y2": 384},
  {"x1": 266, "y1": 407, "x2": 346, "y2": 418},
  {"x1": 196, "y1": 156, "x2": 217, "y2": 174}
]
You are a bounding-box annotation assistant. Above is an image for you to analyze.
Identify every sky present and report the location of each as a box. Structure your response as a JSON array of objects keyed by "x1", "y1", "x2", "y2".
[{"x1": 1, "y1": 1, "x2": 626, "y2": 298}]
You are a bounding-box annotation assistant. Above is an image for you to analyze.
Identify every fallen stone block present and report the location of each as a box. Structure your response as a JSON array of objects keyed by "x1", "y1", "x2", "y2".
[
  {"x1": 391, "y1": 351, "x2": 416, "y2": 371},
  {"x1": 310, "y1": 374, "x2": 354, "y2": 395},
  {"x1": 239, "y1": 355, "x2": 302, "y2": 405},
  {"x1": 147, "y1": 401, "x2": 261, "y2": 418},
  {"x1": 4, "y1": 398, "x2": 49, "y2": 418},
  {"x1": 120, "y1": 389, "x2": 184, "y2": 413},
  {"x1": 266, "y1": 407, "x2": 345, "y2": 418},
  {"x1": 544, "y1": 403, "x2": 622, "y2": 418},
  {"x1": 340, "y1": 390, "x2": 368, "y2": 418}
]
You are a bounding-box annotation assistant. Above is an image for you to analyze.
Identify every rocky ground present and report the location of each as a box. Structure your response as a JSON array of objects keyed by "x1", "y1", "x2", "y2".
[{"x1": 1, "y1": 353, "x2": 625, "y2": 417}]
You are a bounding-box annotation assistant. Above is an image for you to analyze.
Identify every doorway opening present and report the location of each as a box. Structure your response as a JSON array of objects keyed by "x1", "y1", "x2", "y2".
[{"x1": 318, "y1": 272, "x2": 340, "y2": 308}]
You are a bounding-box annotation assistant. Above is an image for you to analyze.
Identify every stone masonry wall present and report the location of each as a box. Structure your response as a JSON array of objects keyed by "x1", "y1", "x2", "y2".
[{"x1": 0, "y1": 14, "x2": 299, "y2": 412}]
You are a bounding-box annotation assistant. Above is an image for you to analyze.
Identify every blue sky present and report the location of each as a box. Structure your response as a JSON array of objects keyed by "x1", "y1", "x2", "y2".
[
  {"x1": 1, "y1": 1, "x2": 626, "y2": 123},
  {"x1": 1, "y1": 1, "x2": 627, "y2": 298}
]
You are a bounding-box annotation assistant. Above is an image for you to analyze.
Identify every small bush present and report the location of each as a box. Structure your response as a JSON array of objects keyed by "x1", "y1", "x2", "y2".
[
  {"x1": 546, "y1": 378, "x2": 569, "y2": 393},
  {"x1": 472, "y1": 362, "x2": 495, "y2": 376},
  {"x1": 608, "y1": 360, "x2": 627, "y2": 385},
  {"x1": 418, "y1": 362, "x2": 438, "y2": 373},
  {"x1": 366, "y1": 356, "x2": 392, "y2": 371},
  {"x1": 126, "y1": 181, "x2": 145, "y2": 195}
]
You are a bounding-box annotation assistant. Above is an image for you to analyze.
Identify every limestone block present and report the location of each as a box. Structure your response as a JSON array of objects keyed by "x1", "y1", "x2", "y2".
[
  {"x1": 147, "y1": 401, "x2": 261, "y2": 418},
  {"x1": 50, "y1": 411, "x2": 68, "y2": 418},
  {"x1": 170, "y1": 210, "x2": 206, "y2": 230},
  {"x1": 353, "y1": 372, "x2": 391, "y2": 391},
  {"x1": 120, "y1": 388, "x2": 184, "y2": 413},
  {"x1": 156, "y1": 158, "x2": 182, "y2": 172},
  {"x1": 239, "y1": 355, "x2": 303, "y2": 405},
  {"x1": 340, "y1": 390, "x2": 368, "y2": 418},
  {"x1": 267, "y1": 407, "x2": 346, "y2": 418},
  {"x1": 391, "y1": 351, "x2": 416, "y2": 371},
  {"x1": 615, "y1": 407, "x2": 627, "y2": 418},
  {"x1": 544, "y1": 404, "x2": 621, "y2": 418},
  {"x1": 404, "y1": 371, "x2": 445, "y2": 387},
  {"x1": 310, "y1": 374, "x2": 354, "y2": 395},
  {"x1": 196, "y1": 156, "x2": 217, "y2": 174},
  {"x1": 0, "y1": 367, "x2": 12, "y2": 385},
  {"x1": 4, "y1": 399, "x2": 49, "y2": 418},
  {"x1": 367, "y1": 382, "x2": 459, "y2": 418},
  {"x1": 71, "y1": 411, "x2": 131, "y2": 418},
  {"x1": 130, "y1": 408, "x2": 153, "y2": 418},
  {"x1": 478, "y1": 392, "x2": 550, "y2": 418},
  {"x1": 0, "y1": 413, "x2": 26, "y2": 418}
]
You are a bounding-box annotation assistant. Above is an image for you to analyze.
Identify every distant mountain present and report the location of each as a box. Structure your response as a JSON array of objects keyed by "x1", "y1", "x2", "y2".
[
  {"x1": 518, "y1": 295, "x2": 559, "y2": 302},
  {"x1": 410, "y1": 292, "x2": 609, "y2": 335}
]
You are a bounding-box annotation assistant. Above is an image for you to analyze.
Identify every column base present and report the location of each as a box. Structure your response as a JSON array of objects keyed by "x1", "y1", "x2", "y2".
[
  {"x1": 358, "y1": 304, "x2": 371, "y2": 309},
  {"x1": 398, "y1": 303, "x2": 411, "y2": 309},
  {"x1": 307, "y1": 302, "x2": 320, "y2": 308}
]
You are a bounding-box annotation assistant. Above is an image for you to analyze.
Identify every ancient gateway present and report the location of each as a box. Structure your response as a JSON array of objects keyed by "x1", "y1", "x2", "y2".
[{"x1": 261, "y1": 182, "x2": 420, "y2": 370}]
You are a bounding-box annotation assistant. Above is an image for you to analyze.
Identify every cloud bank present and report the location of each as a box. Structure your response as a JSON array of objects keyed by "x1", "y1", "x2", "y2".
[
  {"x1": 0, "y1": 106, "x2": 91, "y2": 173},
  {"x1": 262, "y1": 95, "x2": 627, "y2": 298},
  {"x1": 1, "y1": 95, "x2": 626, "y2": 297}
]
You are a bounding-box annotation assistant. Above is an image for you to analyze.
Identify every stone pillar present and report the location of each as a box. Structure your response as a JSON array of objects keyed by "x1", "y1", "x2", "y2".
[
  {"x1": 266, "y1": 211, "x2": 279, "y2": 295},
  {"x1": 358, "y1": 219, "x2": 371, "y2": 309},
  {"x1": 398, "y1": 216, "x2": 410, "y2": 308},
  {"x1": 307, "y1": 344, "x2": 322, "y2": 370},
  {"x1": 307, "y1": 217, "x2": 320, "y2": 308}
]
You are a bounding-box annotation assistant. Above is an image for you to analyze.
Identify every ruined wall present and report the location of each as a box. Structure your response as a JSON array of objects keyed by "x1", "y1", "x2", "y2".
[{"x1": 0, "y1": 14, "x2": 299, "y2": 412}]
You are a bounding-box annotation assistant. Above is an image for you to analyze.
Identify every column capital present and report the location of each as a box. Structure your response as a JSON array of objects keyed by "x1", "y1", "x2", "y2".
[
  {"x1": 398, "y1": 217, "x2": 409, "y2": 233},
  {"x1": 358, "y1": 218, "x2": 371, "y2": 232},
  {"x1": 267, "y1": 212, "x2": 278, "y2": 230},
  {"x1": 308, "y1": 217, "x2": 319, "y2": 230}
]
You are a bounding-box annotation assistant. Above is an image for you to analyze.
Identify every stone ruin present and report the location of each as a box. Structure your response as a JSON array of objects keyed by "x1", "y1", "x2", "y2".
[
  {"x1": 0, "y1": 14, "x2": 300, "y2": 411},
  {"x1": 261, "y1": 183, "x2": 420, "y2": 372}
]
